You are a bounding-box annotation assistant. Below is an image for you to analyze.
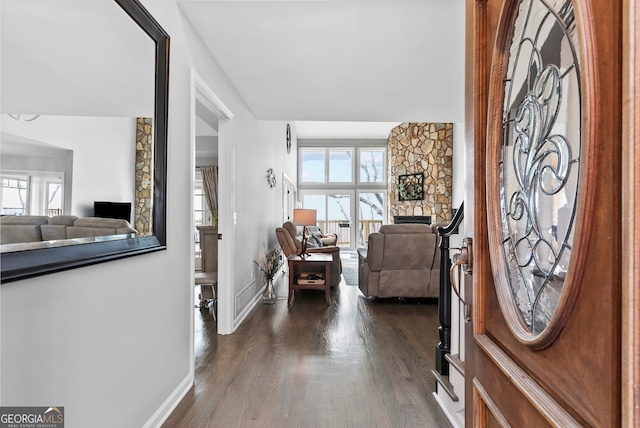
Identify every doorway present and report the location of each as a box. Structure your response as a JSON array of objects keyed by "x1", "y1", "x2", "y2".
[
  {"x1": 282, "y1": 172, "x2": 296, "y2": 223},
  {"x1": 190, "y1": 70, "x2": 235, "y2": 354}
]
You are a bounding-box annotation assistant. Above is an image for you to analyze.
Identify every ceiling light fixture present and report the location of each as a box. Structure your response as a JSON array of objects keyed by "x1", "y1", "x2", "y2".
[{"x1": 8, "y1": 114, "x2": 40, "y2": 122}]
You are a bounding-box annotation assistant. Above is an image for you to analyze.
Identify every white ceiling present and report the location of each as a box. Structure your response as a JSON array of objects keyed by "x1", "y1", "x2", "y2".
[
  {"x1": 295, "y1": 121, "x2": 401, "y2": 139},
  {"x1": 1, "y1": 0, "x2": 465, "y2": 142},
  {"x1": 180, "y1": 0, "x2": 466, "y2": 138}
]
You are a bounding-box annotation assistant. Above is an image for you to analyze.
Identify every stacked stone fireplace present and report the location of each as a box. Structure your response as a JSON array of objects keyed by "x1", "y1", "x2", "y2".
[{"x1": 388, "y1": 122, "x2": 453, "y2": 223}]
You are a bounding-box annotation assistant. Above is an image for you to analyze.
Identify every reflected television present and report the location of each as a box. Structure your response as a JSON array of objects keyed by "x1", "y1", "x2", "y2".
[{"x1": 93, "y1": 201, "x2": 132, "y2": 223}]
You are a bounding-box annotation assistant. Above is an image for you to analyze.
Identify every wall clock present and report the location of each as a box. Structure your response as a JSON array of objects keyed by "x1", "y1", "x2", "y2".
[{"x1": 286, "y1": 123, "x2": 291, "y2": 154}]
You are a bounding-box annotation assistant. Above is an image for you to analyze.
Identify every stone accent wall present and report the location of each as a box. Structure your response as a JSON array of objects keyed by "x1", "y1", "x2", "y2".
[
  {"x1": 388, "y1": 122, "x2": 453, "y2": 222},
  {"x1": 135, "y1": 118, "x2": 153, "y2": 236}
]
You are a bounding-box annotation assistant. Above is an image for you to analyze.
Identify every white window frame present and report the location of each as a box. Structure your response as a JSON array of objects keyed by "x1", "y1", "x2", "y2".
[
  {"x1": 1, "y1": 171, "x2": 65, "y2": 216},
  {"x1": 298, "y1": 141, "x2": 387, "y2": 249}
]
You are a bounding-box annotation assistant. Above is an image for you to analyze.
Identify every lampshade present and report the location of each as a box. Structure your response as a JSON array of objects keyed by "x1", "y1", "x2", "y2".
[{"x1": 292, "y1": 209, "x2": 317, "y2": 226}]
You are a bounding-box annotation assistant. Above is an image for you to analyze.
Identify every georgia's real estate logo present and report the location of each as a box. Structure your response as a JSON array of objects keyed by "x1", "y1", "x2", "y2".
[{"x1": 0, "y1": 406, "x2": 64, "y2": 428}]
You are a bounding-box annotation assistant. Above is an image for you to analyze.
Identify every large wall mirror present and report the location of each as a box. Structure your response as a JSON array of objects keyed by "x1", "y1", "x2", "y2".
[{"x1": 0, "y1": 0, "x2": 169, "y2": 282}]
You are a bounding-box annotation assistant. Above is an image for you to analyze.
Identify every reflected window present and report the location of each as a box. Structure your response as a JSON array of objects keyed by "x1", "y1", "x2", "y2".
[
  {"x1": 46, "y1": 181, "x2": 62, "y2": 216},
  {"x1": 1, "y1": 176, "x2": 27, "y2": 215},
  {"x1": 1, "y1": 172, "x2": 63, "y2": 216}
]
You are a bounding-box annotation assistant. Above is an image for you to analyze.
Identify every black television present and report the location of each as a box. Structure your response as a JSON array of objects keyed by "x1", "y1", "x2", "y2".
[{"x1": 94, "y1": 201, "x2": 132, "y2": 223}]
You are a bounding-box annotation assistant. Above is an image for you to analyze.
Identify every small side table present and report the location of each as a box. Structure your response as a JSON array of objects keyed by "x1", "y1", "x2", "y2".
[{"x1": 287, "y1": 253, "x2": 332, "y2": 305}]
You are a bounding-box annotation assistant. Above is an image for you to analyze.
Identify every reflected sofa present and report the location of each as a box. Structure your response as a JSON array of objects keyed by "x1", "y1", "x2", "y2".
[
  {"x1": 0, "y1": 215, "x2": 137, "y2": 245},
  {"x1": 275, "y1": 221, "x2": 342, "y2": 286},
  {"x1": 357, "y1": 223, "x2": 442, "y2": 298}
]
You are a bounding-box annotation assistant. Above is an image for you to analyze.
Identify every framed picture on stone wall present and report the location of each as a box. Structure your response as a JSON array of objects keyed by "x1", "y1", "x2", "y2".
[{"x1": 398, "y1": 173, "x2": 424, "y2": 201}]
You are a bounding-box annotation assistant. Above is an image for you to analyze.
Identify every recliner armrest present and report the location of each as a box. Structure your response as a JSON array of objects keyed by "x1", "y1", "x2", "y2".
[
  {"x1": 357, "y1": 248, "x2": 368, "y2": 263},
  {"x1": 308, "y1": 246, "x2": 339, "y2": 255}
]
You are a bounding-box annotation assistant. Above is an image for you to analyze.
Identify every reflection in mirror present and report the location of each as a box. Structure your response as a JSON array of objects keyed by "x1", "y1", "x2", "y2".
[
  {"x1": 499, "y1": 0, "x2": 580, "y2": 334},
  {"x1": 0, "y1": 0, "x2": 169, "y2": 282}
]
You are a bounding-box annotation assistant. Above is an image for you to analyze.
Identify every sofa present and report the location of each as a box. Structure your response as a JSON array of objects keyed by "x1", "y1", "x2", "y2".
[
  {"x1": 275, "y1": 221, "x2": 342, "y2": 287},
  {"x1": 357, "y1": 223, "x2": 442, "y2": 298},
  {"x1": 0, "y1": 215, "x2": 138, "y2": 245}
]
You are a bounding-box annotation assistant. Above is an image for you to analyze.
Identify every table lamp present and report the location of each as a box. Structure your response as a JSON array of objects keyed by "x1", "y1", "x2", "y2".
[{"x1": 292, "y1": 208, "x2": 317, "y2": 258}]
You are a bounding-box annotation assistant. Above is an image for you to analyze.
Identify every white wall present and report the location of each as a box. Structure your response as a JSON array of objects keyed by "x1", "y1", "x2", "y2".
[
  {"x1": 1, "y1": 115, "x2": 136, "y2": 217},
  {"x1": 0, "y1": 0, "x2": 296, "y2": 427},
  {"x1": 451, "y1": 122, "x2": 466, "y2": 248},
  {"x1": 180, "y1": 6, "x2": 298, "y2": 320}
]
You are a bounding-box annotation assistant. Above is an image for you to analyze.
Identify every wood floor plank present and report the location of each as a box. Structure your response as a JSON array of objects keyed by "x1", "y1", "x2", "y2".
[{"x1": 163, "y1": 281, "x2": 453, "y2": 428}]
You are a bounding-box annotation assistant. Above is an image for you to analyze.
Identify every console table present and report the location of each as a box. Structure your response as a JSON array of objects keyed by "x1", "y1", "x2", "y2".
[{"x1": 287, "y1": 253, "x2": 332, "y2": 305}]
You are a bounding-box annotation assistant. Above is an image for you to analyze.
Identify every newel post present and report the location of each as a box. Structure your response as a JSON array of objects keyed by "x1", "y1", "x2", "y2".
[{"x1": 434, "y1": 202, "x2": 464, "y2": 376}]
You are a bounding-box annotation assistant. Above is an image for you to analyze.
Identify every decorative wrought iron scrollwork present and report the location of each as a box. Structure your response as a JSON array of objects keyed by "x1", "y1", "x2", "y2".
[{"x1": 509, "y1": 63, "x2": 571, "y2": 277}]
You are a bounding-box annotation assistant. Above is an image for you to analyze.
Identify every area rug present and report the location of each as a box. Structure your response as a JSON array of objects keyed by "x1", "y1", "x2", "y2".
[
  {"x1": 342, "y1": 265, "x2": 358, "y2": 286},
  {"x1": 340, "y1": 251, "x2": 359, "y2": 285}
]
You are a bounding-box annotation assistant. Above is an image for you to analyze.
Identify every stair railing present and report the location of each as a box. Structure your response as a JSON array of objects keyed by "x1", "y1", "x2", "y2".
[{"x1": 435, "y1": 202, "x2": 464, "y2": 376}]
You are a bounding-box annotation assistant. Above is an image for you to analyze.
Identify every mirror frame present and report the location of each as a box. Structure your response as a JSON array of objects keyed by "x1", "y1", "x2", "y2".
[{"x1": 1, "y1": 0, "x2": 169, "y2": 283}]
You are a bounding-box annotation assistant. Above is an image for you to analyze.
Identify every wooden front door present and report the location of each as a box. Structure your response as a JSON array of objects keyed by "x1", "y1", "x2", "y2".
[{"x1": 463, "y1": 0, "x2": 631, "y2": 426}]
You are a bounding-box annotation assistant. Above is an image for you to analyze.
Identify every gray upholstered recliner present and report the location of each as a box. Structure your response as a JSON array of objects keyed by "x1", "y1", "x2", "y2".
[
  {"x1": 275, "y1": 221, "x2": 342, "y2": 287},
  {"x1": 357, "y1": 223, "x2": 441, "y2": 298}
]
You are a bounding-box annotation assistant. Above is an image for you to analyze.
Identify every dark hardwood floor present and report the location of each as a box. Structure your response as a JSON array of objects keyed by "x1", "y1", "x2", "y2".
[{"x1": 164, "y1": 276, "x2": 452, "y2": 428}]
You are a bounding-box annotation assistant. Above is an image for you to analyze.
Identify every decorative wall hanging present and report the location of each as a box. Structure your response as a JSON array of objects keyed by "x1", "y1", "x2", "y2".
[
  {"x1": 267, "y1": 168, "x2": 277, "y2": 188},
  {"x1": 398, "y1": 173, "x2": 424, "y2": 201},
  {"x1": 286, "y1": 123, "x2": 292, "y2": 154}
]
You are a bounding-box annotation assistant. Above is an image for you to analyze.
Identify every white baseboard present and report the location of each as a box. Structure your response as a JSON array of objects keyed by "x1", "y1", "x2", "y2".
[
  {"x1": 234, "y1": 288, "x2": 262, "y2": 330},
  {"x1": 433, "y1": 391, "x2": 465, "y2": 428},
  {"x1": 142, "y1": 373, "x2": 193, "y2": 428}
]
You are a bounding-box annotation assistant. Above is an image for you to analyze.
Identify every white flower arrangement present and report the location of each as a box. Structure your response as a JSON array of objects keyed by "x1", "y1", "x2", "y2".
[{"x1": 254, "y1": 246, "x2": 284, "y2": 282}]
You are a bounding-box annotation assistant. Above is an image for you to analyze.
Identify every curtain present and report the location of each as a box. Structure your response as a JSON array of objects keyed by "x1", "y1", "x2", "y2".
[{"x1": 201, "y1": 166, "x2": 218, "y2": 223}]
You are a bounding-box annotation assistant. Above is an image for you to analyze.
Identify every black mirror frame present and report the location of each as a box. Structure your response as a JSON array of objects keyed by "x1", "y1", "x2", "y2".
[{"x1": 1, "y1": 0, "x2": 169, "y2": 283}]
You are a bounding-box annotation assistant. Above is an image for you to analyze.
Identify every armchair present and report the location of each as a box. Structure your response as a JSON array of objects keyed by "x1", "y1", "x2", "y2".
[{"x1": 276, "y1": 221, "x2": 342, "y2": 286}]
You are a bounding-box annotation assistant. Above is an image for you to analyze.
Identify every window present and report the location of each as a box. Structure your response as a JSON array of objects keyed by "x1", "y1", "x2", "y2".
[
  {"x1": 328, "y1": 149, "x2": 353, "y2": 183},
  {"x1": 298, "y1": 142, "x2": 387, "y2": 249},
  {"x1": 300, "y1": 150, "x2": 325, "y2": 183},
  {"x1": 194, "y1": 169, "x2": 208, "y2": 228},
  {"x1": 359, "y1": 149, "x2": 385, "y2": 183},
  {"x1": 194, "y1": 168, "x2": 210, "y2": 261},
  {"x1": 358, "y1": 191, "x2": 384, "y2": 247}
]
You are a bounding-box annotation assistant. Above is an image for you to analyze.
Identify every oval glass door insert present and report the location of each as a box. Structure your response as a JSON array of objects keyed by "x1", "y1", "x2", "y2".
[{"x1": 489, "y1": 0, "x2": 590, "y2": 346}]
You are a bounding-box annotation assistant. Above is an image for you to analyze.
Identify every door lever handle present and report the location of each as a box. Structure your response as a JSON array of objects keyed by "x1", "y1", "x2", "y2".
[
  {"x1": 450, "y1": 237, "x2": 472, "y2": 322},
  {"x1": 458, "y1": 237, "x2": 472, "y2": 273}
]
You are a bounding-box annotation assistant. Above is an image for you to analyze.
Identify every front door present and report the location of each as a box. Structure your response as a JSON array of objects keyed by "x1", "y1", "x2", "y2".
[{"x1": 464, "y1": 0, "x2": 627, "y2": 426}]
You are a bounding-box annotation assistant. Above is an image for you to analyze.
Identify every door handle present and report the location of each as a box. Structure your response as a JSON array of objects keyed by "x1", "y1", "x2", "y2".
[{"x1": 450, "y1": 237, "x2": 472, "y2": 322}]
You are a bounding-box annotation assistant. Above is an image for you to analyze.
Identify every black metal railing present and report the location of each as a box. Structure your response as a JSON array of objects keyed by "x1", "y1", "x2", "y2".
[{"x1": 435, "y1": 202, "x2": 464, "y2": 376}]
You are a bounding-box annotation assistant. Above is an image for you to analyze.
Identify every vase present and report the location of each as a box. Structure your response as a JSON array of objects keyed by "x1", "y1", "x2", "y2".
[{"x1": 262, "y1": 278, "x2": 277, "y2": 305}]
